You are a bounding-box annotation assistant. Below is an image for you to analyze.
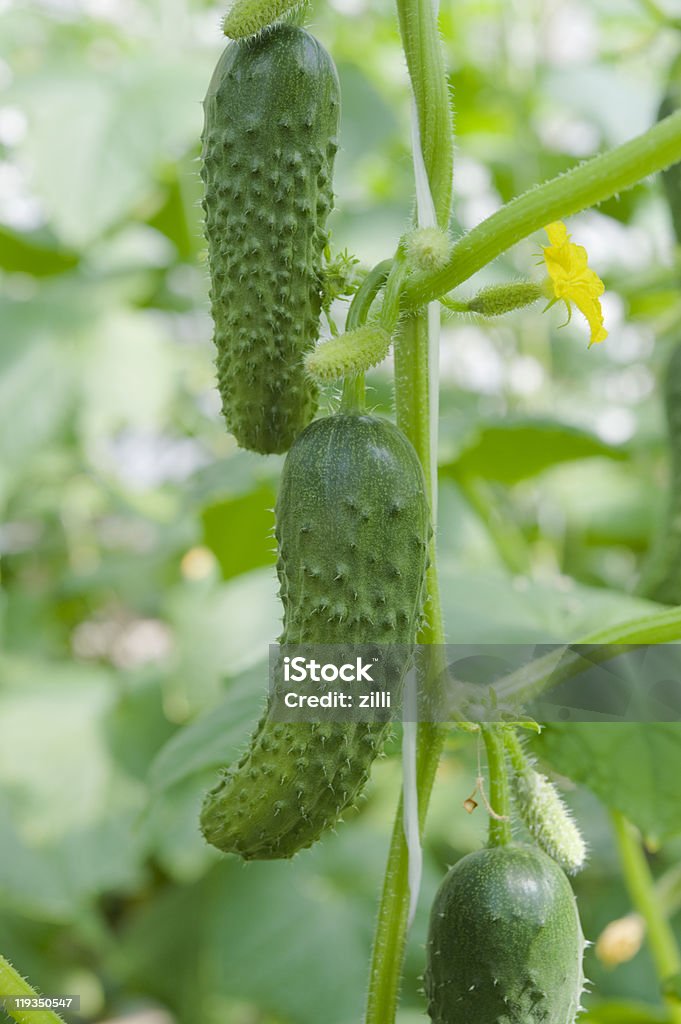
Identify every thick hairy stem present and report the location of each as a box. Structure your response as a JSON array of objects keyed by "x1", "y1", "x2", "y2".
[
  {"x1": 611, "y1": 812, "x2": 681, "y2": 1024},
  {"x1": 0, "y1": 955, "x2": 66, "y2": 1024},
  {"x1": 395, "y1": 0, "x2": 453, "y2": 229},
  {"x1": 405, "y1": 110, "x2": 681, "y2": 306},
  {"x1": 364, "y1": 0, "x2": 453, "y2": 1017},
  {"x1": 481, "y1": 726, "x2": 512, "y2": 847}
]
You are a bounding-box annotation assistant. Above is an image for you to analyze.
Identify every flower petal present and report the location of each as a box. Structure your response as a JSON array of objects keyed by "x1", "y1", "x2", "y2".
[{"x1": 542, "y1": 221, "x2": 607, "y2": 346}]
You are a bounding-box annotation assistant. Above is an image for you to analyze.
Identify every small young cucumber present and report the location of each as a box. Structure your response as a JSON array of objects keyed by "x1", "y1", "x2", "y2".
[
  {"x1": 425, "y1": 845, "x2": 586, "y2": 1024},
  {"x1": 201, "y1": 413, "x2": 431, "y2": 858},
  {"x1": 201, "y1": 26, "x2": 340, "y2": 454}
]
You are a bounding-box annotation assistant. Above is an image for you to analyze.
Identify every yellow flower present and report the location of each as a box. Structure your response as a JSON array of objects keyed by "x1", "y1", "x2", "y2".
[{"x1": 542, "y1": 221, "x2": 608, "y2": 347}]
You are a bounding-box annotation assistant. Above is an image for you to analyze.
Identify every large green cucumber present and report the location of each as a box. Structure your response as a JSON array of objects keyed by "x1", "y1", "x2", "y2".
[
  {"x1": 425, "y1": 844, "x2": 586, "y2": 1024},
  {"x1": 200, "y1": 413, "x2": 431, "y2": 858},
  {"x1": 201, "y1": 26, "x2": 340, "y2": 454}
]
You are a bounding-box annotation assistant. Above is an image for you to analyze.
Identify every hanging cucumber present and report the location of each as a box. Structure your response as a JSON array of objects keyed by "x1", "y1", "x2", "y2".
[
  {"x1": 425, "y1": 844, "x2": 586, "y2": 1024},
  {"x1": 200, "y1": 413, "x2": 431, "y2": 858},
  {"x1": 201, "y1": 25, "x2": 340, "y2": 453}
]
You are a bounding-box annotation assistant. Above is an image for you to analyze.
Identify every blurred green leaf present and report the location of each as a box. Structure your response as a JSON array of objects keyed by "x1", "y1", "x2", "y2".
[
  {"x1": 0, "y1": 656, "x2": 148, "y2": 914},
  {"x1": 0, "y1": 225, "x2": 78, "y2": 275},
  {"x1": 145, "y1": 663, "x2": 264, "y2": 879},
  {"x1": 440, "y1": 562, "x2": 659, "y2": 643},
  {"x1": 441, "y1": 418, "x2": 627, "y2": 485},
  {"x1": 15, "y1": 56, "x2": 207, "y2": 246},
  {"x1": 164, "y1": 569, "x2": 279, "y2": 705},
  {"x1": 533, "y1": 723, "x2": 681, "y2": 843}
]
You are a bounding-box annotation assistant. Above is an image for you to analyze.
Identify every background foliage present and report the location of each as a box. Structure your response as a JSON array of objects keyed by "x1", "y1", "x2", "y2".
[{"x1": 1, "y1": 0, "x2": 681, "y2": 1021}]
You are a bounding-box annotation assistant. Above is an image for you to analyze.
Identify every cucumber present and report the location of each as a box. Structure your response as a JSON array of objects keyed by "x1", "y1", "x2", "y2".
[
  {"x1": 200, "y1": 413, "x2": 431, "y2": 858},
  {"x1": 201, "y1": 26, "x2": 340, "y2": 454},
  {"x1": 425, "y1": 844, "x2": 586, "y2": 1024}
]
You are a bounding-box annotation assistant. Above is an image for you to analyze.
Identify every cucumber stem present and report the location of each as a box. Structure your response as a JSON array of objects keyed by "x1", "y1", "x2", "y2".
[
  {"x1": 364, "y1": 0, "x2": 453, "y2": 1016},
  {"x1": 404, "y1": 109, "x2": 681, "y2": 307},
  {"x1": 345, "y1": 259, "x2": 392, "y2": 332},
  {"x1": 611, "y1": 811, "x2": 681, "y2": 1023},
  {"x1": 0, "y1": 954, "x2": 67, "y2": 1024},
  {"x1": 339, "y1": 259, "x2": 392, "y2": 412},
  {"x1": 340, "y1": 373, "x2": 366, "y2": 412},
  {"x1": 481, "y1": 725, "x2": 512, "y2": 847}
]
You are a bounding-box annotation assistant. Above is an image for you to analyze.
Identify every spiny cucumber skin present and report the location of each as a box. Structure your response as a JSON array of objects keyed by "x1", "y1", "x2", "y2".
[
  {"x1": 510, "y1": 767, "x2": 587, "y2": 875},
  {"x1": 425, "y1": 845, "x2": 585, "y2": 1024},
  {"x1": 201, "y1": 414, "x2": 431, "y2": 859},
  {"x1": 201, "y1": 26, "x2": 340, "y2": 454},
  {"x1": 223, "y1": 0, "x2": 303, "y2": 39},
  {"x1": 639, "y1": 339, "x2": 681, "y2": 604}
]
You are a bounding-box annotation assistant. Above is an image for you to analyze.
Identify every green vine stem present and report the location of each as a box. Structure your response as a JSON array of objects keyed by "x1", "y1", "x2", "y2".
[
  {"x1": 611, "y1": 811, "x2": 681, "y2": 1023},
  {"x1": 364, "y1": 0, "x2": 452, "y2": 1018},
  {"x1": 0, "y1": 955, "x2": 66, "y2": 1024},
  {"x1": 338, "y1": 258, "x2": 393, "y2": 412},
  {"x1": 395, "y1": 0, "x2": 454, "y2": 229},
  {"x1": 405, "y1": 109, "x2": 681, "y2": 306},
  {"x1": 340, "y1": 373, "x2": 365, "y2": 412},
  {"x1": 346, "y1": 259, "x2": 392, "y2": 331},
  {"x1": 480, "y1": 725, "x2": 512, "y2": 846}
]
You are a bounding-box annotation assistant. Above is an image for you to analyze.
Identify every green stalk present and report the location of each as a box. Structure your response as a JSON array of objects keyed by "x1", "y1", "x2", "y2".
[
  {"x1": 395, "y1": 0, "x2": 453, "y2": 229},
  {"x1": 364, "y1": 0, "x2": 453, "y2": 1019},
  {"x1": 346, "y1": 260, "x2": 392, "y2": 331},
  {"x1": 481, "y1": 726, "x2": 512, "y2": 847},
  {"x1": 340, "y1": 374, "x2": 365, "y2": 412},
  {"x1": 339, "y1": 258, "x2": 393, "y2": 413},
  {"x1": 611, "y1": 812, "x2": 681, "y2": 1023},
  {"x1": 405, "y1": 109, "x2": 681, "y2": 306},
  {"x1": 0, "y1": 955, "x2": 66, "y2": 1024}
]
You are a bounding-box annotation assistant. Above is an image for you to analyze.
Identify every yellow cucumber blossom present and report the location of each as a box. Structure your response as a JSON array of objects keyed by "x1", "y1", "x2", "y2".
[{"x1": 541, "y1": 221, "x2": 608, "y2": 347}]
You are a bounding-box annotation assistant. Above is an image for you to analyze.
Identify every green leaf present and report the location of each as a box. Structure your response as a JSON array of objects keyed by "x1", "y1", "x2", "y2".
[
  {"x1": 440, "y1": 563, "x2": 659, "y2": 643},
  {"x1": 15, "y1": 56, "x2": 207, "y2": 246},
  {"x1": 114, "y1": 827, "x2": 392, "y2": 1024},
  {"x1": 0, "y1": 225, "x2": 78, "y2": 276},
  {"x1": 164, "y1": 568, "x2": 280, "y2": 705},
  {"x1": 201, "y1": 484, "x2": 277, "y2": 580},
  {"x1": 441, "y1": 417, "x2": 627, "y2": 485},
  {"x1": 0, "y1": 656, "x2": 148, "y2": 915},
  {"x1": 532, "y1": 723, "x2": 681, "y2": 843},
  {"x1": 144, "y1": 664, "x2": 264, "y2": 880}
]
